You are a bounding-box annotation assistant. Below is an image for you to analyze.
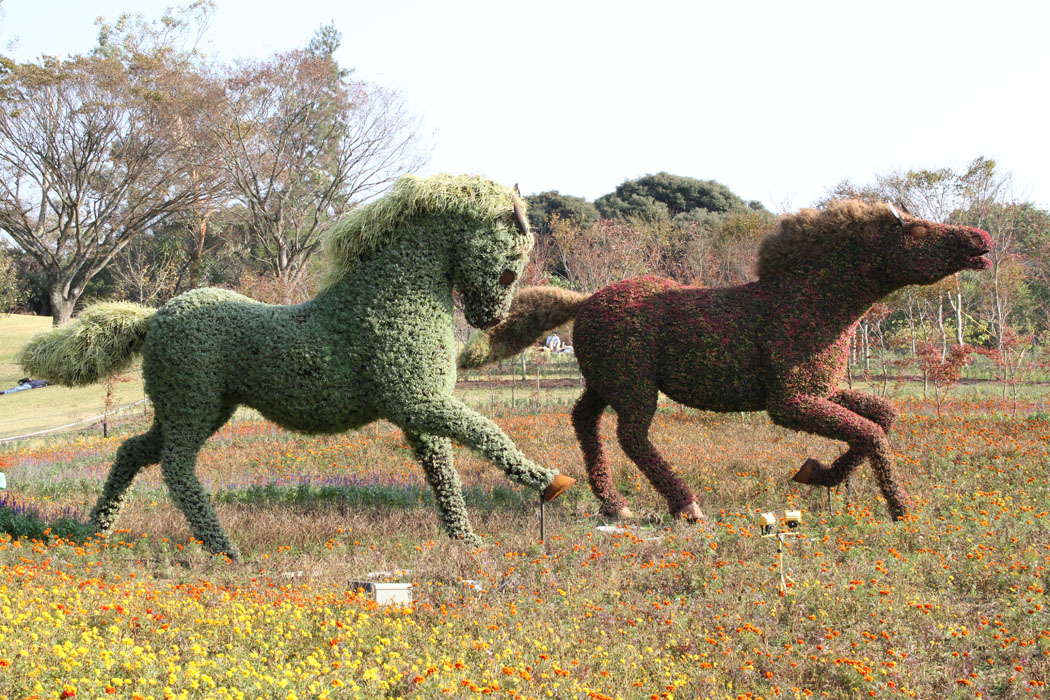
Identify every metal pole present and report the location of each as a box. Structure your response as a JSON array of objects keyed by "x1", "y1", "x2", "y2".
[{"x1": 540, "y1": 497, "x2": 546, "y2": 543}]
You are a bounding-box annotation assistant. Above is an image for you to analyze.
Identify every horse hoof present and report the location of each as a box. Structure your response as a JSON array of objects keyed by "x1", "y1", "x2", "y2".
[
  {"x1": 542, "y1": 474, "x2": 576, "y2": 502},
  {"x1": 674, "y1": 502, "x2": 705, "y2": 522},
  {"x1": 792, "y1": 458, "x2": 823, "y2": 485},
  {"x1": 609, "y1": 506, "x2": 635, "y2": 520}
]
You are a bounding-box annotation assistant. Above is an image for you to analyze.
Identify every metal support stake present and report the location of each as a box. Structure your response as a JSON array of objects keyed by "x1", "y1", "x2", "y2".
[{"x1": 540, "y1": 497, "x2": 546, "y2": 543}]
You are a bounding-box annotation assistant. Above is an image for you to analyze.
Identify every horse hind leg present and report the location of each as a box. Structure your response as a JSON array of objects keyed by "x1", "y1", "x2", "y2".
[
  {"x1": 406, "y1": 431, "x2": 480, "y2": 546},
  {"x1": 613, "y1": 398, "x2": 702, "y2": 521},
  {"x1": 572, "y1": 387, "x2": 632, "y2": 518},
  {"x1": 158, "y1": 404, "x2": 240, "y2": 559},
  {"x1": 90, "y1": 424, "x2": 163, "y2": 536}
]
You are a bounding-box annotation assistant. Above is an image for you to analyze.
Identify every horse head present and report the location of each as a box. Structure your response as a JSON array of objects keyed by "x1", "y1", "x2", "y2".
[
  {"x1": 756, "y1": 200, "x2": 993, "y2": 292},
  {"x1": 454, "y1": 189, "x2": 533, "y2": 329},
  {"x1": 881, "y1": 203, "x2": 993, "y2": 287}
]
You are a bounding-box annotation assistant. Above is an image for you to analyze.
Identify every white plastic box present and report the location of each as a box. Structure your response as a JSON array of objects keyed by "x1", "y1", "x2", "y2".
[{"x1": 349, "y1": 581, "x2": 413, "y2": 605}]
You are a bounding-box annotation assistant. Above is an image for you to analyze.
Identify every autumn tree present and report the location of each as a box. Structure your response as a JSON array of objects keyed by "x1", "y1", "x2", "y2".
[
  {"x1": 208, "y1": 24, "x2": 424, "y2": 300},
  {"x1": 0, "y1": 5, "x2": 218, "y2": 323}
]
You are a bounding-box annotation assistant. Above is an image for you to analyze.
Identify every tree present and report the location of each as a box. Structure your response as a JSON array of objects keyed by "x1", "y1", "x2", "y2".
[
  {"x1": 551, "y1": 217, "x2": 649, "y2": 293},
  {"x1": 0, "y1": 244, "x2": 24, "y2": 313},
  {"x1": 524, "y1": 190, "x2": 598, "y2": 235},
  {"x1": 0, "y1": 6, "x2": 218, "y2": 323},
  {"x1": 956, "y1": 202, "x2": 1050, "y2": 347},
  {"x1": 824, "y1": 157, "x2": 1012, "y2": 348},
  {"x1": 208, "y1": 25, "x2": 424, "y2": 299},
  {"x1": 595, "y1": 172, "x2": 755, "y2": 221}
]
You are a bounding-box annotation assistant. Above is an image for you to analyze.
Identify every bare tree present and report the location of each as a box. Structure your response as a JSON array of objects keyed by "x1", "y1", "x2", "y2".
[
  {"x1": 553, "y1": 217, "x2": 650, "y2": 293},
  {"x1": 0, "y1": 8, "x2": 218, "y2": 323},
  {"x1": 209, "y1": 27, "x2": 424, "y2": 300}
]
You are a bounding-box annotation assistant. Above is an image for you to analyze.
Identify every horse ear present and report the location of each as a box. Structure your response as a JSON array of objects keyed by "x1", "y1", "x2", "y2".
[
  {"x1": 887, "y1": 202, "x2": 904, "y2": 225},
  {"x1": 512, "y1": 197, "x2": 529, "y2": 236}
]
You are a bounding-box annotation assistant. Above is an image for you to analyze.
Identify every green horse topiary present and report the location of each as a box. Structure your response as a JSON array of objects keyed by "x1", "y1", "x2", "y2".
[
  {"x1": 461, "y1": 201, "x2": 992, "y2": 522},
  {"x1": 19, "y1": 174, "x2": 575, "y2": 557}
]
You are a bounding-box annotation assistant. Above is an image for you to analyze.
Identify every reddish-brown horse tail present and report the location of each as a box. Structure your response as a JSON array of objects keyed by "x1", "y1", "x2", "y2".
[{"x1": 458, "y1": 286, "x2": 589, "y2": 369}]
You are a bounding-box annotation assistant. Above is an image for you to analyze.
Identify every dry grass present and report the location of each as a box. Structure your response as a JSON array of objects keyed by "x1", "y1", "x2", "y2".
[{"x1": 2, "y1": 397, "x2": 1049, "y2": 699}]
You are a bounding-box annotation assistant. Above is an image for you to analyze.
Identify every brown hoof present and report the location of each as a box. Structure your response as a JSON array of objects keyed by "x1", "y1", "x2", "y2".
[
  {"x1": 674, "y1": 502, "x2": 705, "y2": 522},
  {"x1": 792, "y1": 458, "x2": 823, "y2": 485},
  {"x1": 542, "y1": 474, "x2": 576, "y2": 502},
  {"x1": 611, "y1": 506, "x2": 635, "y2": 520}
]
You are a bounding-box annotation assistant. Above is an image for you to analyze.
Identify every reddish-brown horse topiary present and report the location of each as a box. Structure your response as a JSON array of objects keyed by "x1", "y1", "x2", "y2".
[{"x1": 460, "y1": 200, "x2": 992, "y2": 522}]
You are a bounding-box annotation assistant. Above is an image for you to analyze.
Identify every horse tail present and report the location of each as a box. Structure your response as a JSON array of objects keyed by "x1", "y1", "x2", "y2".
[
  {"x1": 18, "y1": 302, "x2": 156, "y2": 387},
  {"x1": 458, "y1": 286, "x2": 589, "y2": 368}
]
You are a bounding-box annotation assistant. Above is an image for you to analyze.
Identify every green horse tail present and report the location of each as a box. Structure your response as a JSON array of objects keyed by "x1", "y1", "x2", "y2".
[
  {"x1": 458, "y1": 286, "x2": 589, "y2": 369},
  {"x1": 17, "y1": 302, "x2": 156, "y2": 387}
]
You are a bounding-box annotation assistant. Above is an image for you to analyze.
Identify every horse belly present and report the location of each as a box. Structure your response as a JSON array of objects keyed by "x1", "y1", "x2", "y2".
[
  {"x1": 240, "y1": 374, "x2": 376, "y2": 434},
  {"x1": 660, "y1": 368, "x2": 768, "y2": 412}
]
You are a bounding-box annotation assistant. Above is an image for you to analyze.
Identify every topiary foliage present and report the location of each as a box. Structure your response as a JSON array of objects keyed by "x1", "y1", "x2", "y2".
[
  {"x1": 17, "y1": 302, "x2": 154, "y2": 386},
  {"x1": 19, "y1": 174, "x2": 574, "y2": 557},
  {"x1": 461, "y1": 200, "x2": 993, "y2": 521}
]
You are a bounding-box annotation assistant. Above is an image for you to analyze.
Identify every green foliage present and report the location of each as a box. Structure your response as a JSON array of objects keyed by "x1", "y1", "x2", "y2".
[
  {"x1": 215, "y1": 481, "x2": 525, "y2": 511},
  {"x1": 0, "y1": 246, "x2": 25, "y2": 314},
  {"x1": 18, "y1": 302, "x2": 154, "y2": 386},
  {"x1": 306, "y1": 22, "x2": 345, "y2": 62},
  {"x1": 524, "y1": 191, "x2": 599, "y2": 235},
  {"x1": 595, "y1": 172, "x2": 752, "y2": 221},
  {"x1": 21, "y1": 175, "x2": 563, "y2": 557}
]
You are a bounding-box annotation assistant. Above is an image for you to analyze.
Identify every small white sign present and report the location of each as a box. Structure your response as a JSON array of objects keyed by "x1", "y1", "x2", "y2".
[
  {"x1": 0, "y1": 472, "x2": 6, "y2": 489},
  {"x1": 350, "y1": 581, "x2": 413, "y2": 605}
]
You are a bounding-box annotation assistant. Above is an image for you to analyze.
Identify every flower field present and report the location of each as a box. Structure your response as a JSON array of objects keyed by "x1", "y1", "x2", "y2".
[{"x1": 1, "y1": 398, "x2": 1049, "y2": 699}]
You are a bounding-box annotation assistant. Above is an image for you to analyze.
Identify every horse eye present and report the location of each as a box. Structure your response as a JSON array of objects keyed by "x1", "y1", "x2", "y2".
[
  {"x1": 499, "y1": 269, "x2": 517, "y2": 286},
  {"x1": 910, "y1": 225, "x2": 929, "y2": 240}
]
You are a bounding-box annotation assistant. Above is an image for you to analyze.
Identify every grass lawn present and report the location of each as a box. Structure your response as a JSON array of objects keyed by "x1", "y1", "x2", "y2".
[{"x1": 0, "y1": 314, "x2": 147, "y2": 439}]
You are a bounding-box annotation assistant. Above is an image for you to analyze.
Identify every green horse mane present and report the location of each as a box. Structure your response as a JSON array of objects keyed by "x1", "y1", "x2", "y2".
[{"x1": 322, "y1": 173, "x2": 529, "y2": 288}]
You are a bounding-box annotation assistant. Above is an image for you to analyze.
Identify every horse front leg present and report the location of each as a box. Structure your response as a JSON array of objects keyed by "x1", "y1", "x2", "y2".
[
  {"x1": 768, "y1": 394, "x2": 909, "y2": 520},
  {"x1": 792, "y1": 390, "x2": 897, "y2": 488},
  {"x1": 391, "y1": 395, "x2": 573, "y2": 499},
  {"x1": 404, "y1": 431, "x2": 480, "y2": 546}
]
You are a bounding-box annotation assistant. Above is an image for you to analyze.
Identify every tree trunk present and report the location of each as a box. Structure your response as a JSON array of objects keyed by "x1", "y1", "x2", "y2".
[
  {"x1": 861, "y1": 321, "x2": 870, "y2": 373},
  {"x1": 937, "y1": 295, "x2": 947, "y2": 359},
  {"x1": 49, "y1": 288, "x2": 77, "y2": 326},
  {"x1": 992, "y1": 258, "x2": 1005, "y2": 350}
]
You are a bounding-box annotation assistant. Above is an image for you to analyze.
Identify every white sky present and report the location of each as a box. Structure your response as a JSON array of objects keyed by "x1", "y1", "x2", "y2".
[{"x1": 2, "y1": 0, "x2": 1046, "y2": 211}]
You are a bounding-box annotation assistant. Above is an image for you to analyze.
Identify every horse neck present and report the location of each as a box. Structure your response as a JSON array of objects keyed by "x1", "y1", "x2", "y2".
[
  {"x1": 314, "y1": 228, "x2": 454, "y2": 310},
  {"x1": 761, "y1": 267, "x2": 889, "y2": 334}
]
